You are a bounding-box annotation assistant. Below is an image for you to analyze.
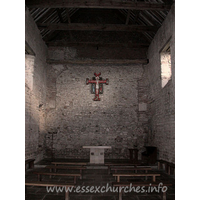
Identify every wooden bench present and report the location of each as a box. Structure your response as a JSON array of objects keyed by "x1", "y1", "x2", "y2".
[
  {"x1": 25, "y1": 181, "x2": 75, "y2": 200},
  {"x1": 105, "y1": 163, "x2": 142, "y2": 166},
  {"x1": 110, "y1": 166, "x2": 152, "y2": 174},
  {"x1": 157, "y1": 160, "x2": 175, "y2": 175},
  {"x1": 113, "y1": 173, "x2": 160, "y2": 182},
  {"x1": 25, "y1": 159, "x2": 35, "y2": 170},
  {"x1": 33, "y1": 172, "x2": 81, "y2": 184},
  {"x1": 112, "y1": 181, "x2": 172, "y2": 200},
  {"x1": 45, "y1": 165, "x2": 86, "y2": 177},
  {"x1": 51, "y1": 162, "x2": 87, "y2": 166},
  {"x1": 105, "y1": 163, "x2": 142, "y2": 174}
]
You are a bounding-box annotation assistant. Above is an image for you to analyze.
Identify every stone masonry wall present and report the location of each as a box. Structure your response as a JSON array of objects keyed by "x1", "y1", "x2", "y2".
[
  {"x1": 25, "y1": 5, "x2": 174, "y2": 162},
  {"x1": 144, "y1": 4, "x2": 175, "y2": 163},
  {"x1": 25, "y1": 7, "x2": 47, "y2": 162},
  {"x1": 47, "y1": 46, "x2": 147, "y2": 60},
  {"x1": 45, "y1": 52, "x2": 148, "y2": 159}
]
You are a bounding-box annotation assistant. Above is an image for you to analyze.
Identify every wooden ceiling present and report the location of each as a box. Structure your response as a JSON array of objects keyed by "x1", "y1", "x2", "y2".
[{"x1": 25, "y1": 0, "x2": 174, "y2": 48}]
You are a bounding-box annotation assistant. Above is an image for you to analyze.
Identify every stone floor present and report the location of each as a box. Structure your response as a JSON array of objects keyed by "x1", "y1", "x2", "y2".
[{"x1": 25, "y1": 159, "x2": 175, "y2": 200}]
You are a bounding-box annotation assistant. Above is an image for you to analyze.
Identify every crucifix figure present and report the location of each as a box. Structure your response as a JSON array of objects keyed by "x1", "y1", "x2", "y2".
[{"x1": 86, "y1": 73, "x2": 109, "y2": 101}]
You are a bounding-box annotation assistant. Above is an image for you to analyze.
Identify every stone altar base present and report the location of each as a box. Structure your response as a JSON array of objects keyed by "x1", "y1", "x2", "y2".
[{"x1": 82, "y1": 146, "x2": 112, "y2": 164}]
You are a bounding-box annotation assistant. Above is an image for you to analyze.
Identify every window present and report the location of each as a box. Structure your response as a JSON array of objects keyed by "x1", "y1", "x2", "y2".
[{"x1": 160, "y1": 41, "x2": 171, "y2": 88}]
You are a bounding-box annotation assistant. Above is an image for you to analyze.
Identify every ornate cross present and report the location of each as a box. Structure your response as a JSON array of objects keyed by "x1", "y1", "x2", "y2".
[{"x1": 86, "y1": 73, "x2": 109, "y2": 101}]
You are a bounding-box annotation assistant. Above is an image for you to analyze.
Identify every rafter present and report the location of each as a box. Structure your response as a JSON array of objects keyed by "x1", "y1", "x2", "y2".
[
  {"x1": 125, "y1": 10, "x2": 131, "y2": 25},
  {"x1": 26, "y1": 0, "x2": 171, "y2": 10},
  {"x1": 37, "y1": 23, "x2": 159, "y2": 32},
  {"x1": 46, "y1": 41, "x2": 150, "y2": 48},
  {"x1": 66, "y1": 9, "x2": 71, "y2": 24},
  {"x1": 134, "y1": 11, "x2": 141, "y2": 24},
  {"x1": 46, "y1": 59, "x2": 148, "y2": 65},
  {"x1": 56, "y1": 8, "x2": 64, "y2": 23}
]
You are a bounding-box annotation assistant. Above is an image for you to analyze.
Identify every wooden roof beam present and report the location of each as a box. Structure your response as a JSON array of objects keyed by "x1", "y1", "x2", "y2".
[
  {"x1": 46, "y1": 59, "x2": 148, "y2": 65},
  {"x1": 46, "y1": 41, "x2": 150, "y2": 48},
  {"x1": 65, "y1": 9, "x2": 71, "y2": 24},
  {"x1": 125, "y1": 10, "x2": 131, "y2": 25},
  {"x1": 26, "y1": 0, "x2": 172, "y2": 10},
  {"x1": 37, "y1": 23, "x2": 159, "y2": 32},
  {"x1": 56, "y1": 9, "x2": 64, "y2": 23}
]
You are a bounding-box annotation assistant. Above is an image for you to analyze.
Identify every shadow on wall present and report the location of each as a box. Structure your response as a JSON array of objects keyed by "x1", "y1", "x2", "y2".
[
  {"x1": 25, "y1": 100, "x2": 39, "y2": 161},
  {"x1": 25, "y1": 55, "x2": 45, "y2": 162},
  {"x1": 25, "y1": 89, "x2": 46, "y2": 162}
]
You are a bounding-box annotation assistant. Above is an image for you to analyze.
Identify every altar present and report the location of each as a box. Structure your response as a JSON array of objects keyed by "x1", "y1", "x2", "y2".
[{"x1": 83, "y1": 146, "x2": 112, "y2": 164}]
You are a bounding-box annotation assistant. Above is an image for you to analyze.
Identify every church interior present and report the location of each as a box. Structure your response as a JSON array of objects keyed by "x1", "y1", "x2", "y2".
[{"x1": 25, "y1": 1, "x2": 175, "y2": 199}]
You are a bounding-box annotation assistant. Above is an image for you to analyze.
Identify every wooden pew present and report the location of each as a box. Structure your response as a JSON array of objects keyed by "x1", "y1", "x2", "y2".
[
  {"x1": 25, "y1": 159, "x2": 35, "y2": 170},
  {"x1": 33, "y1": 172, "x2": 82, "y2": 183},
  {"x1": 110, "y1": 166, "x2": 152, "y2": 174},
  {"x1": 105, "y1": 163, "x2": 142, "y2": 174},
  {"x1": 25, "y1": 181, "x2": 75, "y2": 200},
  {"x1": 51, "y1": 162, "x2": 87, "y2": 166},
  {"x1": 45, "y1": 165, "x2": 86, "y2": 178},
  {"x1": 105, "y1": 163, "x2": 141, "y2": 166},
  {"x1": 112, "y1": 181, "x2": 172, "y2": 200},
  {"x1": 157, "y1": 160, "x2": 175, "y2": 175},
  {"x1": 113, "y1": 173, "x2": 160, "y2": 182}
]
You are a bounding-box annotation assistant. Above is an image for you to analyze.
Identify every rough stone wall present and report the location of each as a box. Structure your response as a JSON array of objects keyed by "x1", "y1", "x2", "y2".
[
  {"x1": 144, "y1": 4, "x2": 175, "y2": 163},
  {"x1": 137, "y1": 68, "x2": 149, "y2": 149},
  {"x1": 25, "y1": 5, "x2": 174, "y2": 162},
  {"x1": 45, "y1": 48, "x2": 148, "y2": 159},
  {"x1": 25, "y1": 7, "x2": 47, "y2": 162},
  {"x1": 47, "y1": 46, "x2": 147, "y2": 60}
]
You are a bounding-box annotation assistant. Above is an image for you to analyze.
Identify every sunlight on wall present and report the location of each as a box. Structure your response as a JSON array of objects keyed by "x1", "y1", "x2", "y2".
[
  {"x1": 160, "y1": 44, "x2": 172, "y2": 88},
  {"x1": 25, "y1": 54, "x2": 35, "y2": 90}
]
